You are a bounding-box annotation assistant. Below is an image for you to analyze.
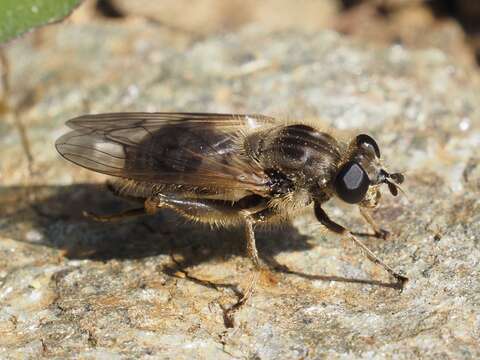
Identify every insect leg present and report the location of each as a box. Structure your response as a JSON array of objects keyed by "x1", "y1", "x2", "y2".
[
  {"x1": 105, "y1": 180, "x2": 145, "y2": 203},
  {"x1": 84, "y1": 195, "x2": 163, "y2": 222},
  {"x1": 146, "y1": 194, "x2": 267, "y2": 270},
  {"x1": 359, "y1": 207, "x2": 389, "y2": 239},
  {"x1": 83, "y1": 181, "x2": 148, "y2": 222},
  {"x1": 145, "y1": 194, "x2": 269, "y2": 320},
  {"x1": 244, "y1": 216, "x2": 260, "y2": 267},
  {"x1": 146, "y1": 194, "x2": 264, "y2": 223},
  {"x1": 314, "y1": 201, "x2": 407, "y2": 288},
  {"x1": 83, "y1": 207, "x2": 147, "y2": 222},
  {"x1": 226, "y1": 216, "x2": 260, "y2": 315},
  {"x1": 229, "y1": 207, "x2": 286, "y2": 312}
]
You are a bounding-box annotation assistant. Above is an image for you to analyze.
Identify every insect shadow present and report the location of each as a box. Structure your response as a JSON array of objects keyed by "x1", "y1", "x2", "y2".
[{"x1": 0, "y1": 183, "x2": 398, "y2": 290}]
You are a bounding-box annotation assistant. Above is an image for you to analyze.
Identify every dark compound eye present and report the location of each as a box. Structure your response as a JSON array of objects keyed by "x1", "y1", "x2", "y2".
[
  {"x1": 356, "y1": 134, "x2": 380, "y2": 158},
  {"x1": 334, "y1": 161, "x2": 370, "y2": 204}
]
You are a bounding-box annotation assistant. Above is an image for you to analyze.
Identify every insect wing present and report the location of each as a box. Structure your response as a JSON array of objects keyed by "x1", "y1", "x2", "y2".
[{"x1": 55, "y1": 113, "x2": 275, "y2": 193}]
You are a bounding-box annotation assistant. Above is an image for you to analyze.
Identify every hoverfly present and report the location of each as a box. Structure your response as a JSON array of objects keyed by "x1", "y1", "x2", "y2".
[{"x1": 56, "y1": 112, "x2": 407, "y2": 311}]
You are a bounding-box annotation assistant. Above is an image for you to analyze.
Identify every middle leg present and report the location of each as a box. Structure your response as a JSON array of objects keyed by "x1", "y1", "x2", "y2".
[
  {"x1": 225, "y1": 207, "x2": 283, "y2": 318},
  {"x1": 145, "y1": 194, "x2": 273, "y2": 313},
  {"x1": 226, "y1": 217, "x2": 260, "y2": 314}
]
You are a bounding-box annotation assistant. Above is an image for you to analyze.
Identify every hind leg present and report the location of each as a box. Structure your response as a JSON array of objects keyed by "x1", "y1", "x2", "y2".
[
  {"x1": 146, "y1": 193, "x2": 267, "y2": 270},
  {"x1": 89, "y1": 192, "x2": 275, "y2": 322},
  {"x1": 145, "y1": 189, "x2": 261, "y2": 221},
  {"x1": 84, "y1": 180, "x2": 152, "y2": 222},
  {"x1": 83, "y1": 207, "x2": 149, "y2": 222},
  {"x1": 145, "y1": 194, "x2": 281, "y2": 323}
]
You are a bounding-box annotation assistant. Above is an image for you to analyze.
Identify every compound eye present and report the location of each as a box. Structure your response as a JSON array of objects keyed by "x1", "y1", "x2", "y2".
[
  {"x1": 356, "y1": 134, "x2": 380, "y2": 158},
  {"x1": 334, "y1": 161, "x2": 370, "y2": 204}
]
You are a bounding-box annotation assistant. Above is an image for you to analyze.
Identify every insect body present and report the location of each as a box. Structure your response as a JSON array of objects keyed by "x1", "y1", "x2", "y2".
[{"x1": 56, "y1": 113, "x2": 407, "y2": 310}]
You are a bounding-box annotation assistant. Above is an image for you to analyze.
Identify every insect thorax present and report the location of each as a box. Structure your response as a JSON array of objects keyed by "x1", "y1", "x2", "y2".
[{"x1": 246, "y1": 124, "x2": 342, "y2": 196}]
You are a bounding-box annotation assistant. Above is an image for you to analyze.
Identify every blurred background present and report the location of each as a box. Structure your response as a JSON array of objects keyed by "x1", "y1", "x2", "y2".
[
  {"x1": 74, "y1": 0, "x2": 480, "y2": 66},
  {"x1": 0, "y1": 0, "x2": 480, "y2": 111},
  {"x1": 2, "y1": 0, "x2": 480, "y2": 174}
]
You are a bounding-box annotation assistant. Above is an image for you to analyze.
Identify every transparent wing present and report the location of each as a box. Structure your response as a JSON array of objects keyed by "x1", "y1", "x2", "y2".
[{"x1": 55, "y1": 112, "x2": 276, "y2": 193}]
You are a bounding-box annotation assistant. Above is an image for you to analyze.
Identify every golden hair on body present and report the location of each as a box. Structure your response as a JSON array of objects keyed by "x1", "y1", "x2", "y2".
[{"x1": 56, "y1": 112, "x2": 407, "y2": 319}]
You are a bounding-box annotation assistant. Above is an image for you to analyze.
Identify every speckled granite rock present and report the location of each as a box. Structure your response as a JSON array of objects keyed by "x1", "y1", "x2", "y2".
[{"x1": 0, "y1": 15, "x2": 479, "y2": 359}]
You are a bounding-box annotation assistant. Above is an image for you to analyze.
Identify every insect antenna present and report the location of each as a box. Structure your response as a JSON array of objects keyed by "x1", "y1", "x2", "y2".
[
  {"x1": 386, "y1": 180, "x2": 398, "y2": 196},
  {"x1": 380, "y1": 169, "x2": 410, "y2": 202},
  {"x1": 389, "y1": 172, "x2": 404, "y2": 184},
  {"x1": 392, "y1": 182, "x2": 410, "y2": 203}
]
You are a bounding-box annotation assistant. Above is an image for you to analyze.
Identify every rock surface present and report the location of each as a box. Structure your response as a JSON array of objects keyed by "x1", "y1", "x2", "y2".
[{"x1": 1, "y1": 13, "x2": 479, "y2": 359}]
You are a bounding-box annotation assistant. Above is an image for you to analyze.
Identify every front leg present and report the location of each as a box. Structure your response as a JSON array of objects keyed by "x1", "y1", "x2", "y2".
[
  {"x1": 314, "y1": 201, "x2": 407, "y2": 288},
  {"x1": 359, "y1": 207, "x2": 389, "y2": 240},
  {"x1": 359, "y1": 187, "x2": 389, "y2": 239}
]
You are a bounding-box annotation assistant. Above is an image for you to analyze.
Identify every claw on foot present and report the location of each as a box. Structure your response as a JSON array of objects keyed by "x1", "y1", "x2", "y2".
[
  {"x1": 394, "y1": 274, "x2": 408, "y2": 290},
  {"x1": 375, "y1": 228, "x2": 390, "y2": 240}
]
